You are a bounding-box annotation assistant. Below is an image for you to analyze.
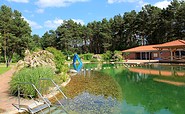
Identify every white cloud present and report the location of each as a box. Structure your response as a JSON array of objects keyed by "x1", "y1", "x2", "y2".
[
  {"x1": 24, "y1": 10, "x2": 32, "y2": 13},
  {"x1": 138, "y1": 0, "x2": 148, "y2": 7},
  {"x1": 154, "y1": 0, "x2": 171, "y2": 9},
  {"x1": 44, "y1": 18, "x2": 64, "y2": 29},
  {"x1": 44, "y1": 18, "x2": 85, "y2": 29},
  {"x1": 107, "y1": 0, "x2": 148, "y2": 7},
  {"x1": 107, "y1": 0, "x2": 141, "y2": 4},
  {"x1": 7, "y1": 0, "x2": 29, "y2": 3},
  {"x1": 36, "y1": 9, "x2": 44, "y2": 13},
  {"x1": 23, "y1": 17, "x2": 43, "y2": 29},
  {"x1": 72, "y1": 19, "x2": 85, "y2": 25},
  {"x1": 35, "y1": 0, "x2": 89, "y2": 8}
]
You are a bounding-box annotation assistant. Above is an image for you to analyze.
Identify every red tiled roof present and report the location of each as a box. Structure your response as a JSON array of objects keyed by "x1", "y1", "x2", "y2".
[
  {"x1": 122, "y1": 39, "x2": 185, "y2": 52},
  {"x1": 122, "y1": 45, "x2": 158, "y2": 52},
  {"x1": 154, "y1": 40, "x2": 185, "y2": 48}
]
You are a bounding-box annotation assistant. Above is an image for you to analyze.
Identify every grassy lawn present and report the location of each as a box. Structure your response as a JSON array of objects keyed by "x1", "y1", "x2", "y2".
[{"x1": 0, "y1": 63, "x2": 13, "y2": 75}]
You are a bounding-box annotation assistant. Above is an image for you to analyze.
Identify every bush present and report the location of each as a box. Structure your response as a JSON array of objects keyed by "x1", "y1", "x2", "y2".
[
  {"x1": 46, "y1": 47, "x2": 67, "y2": 73},
  {"x1": 112, "y1": 50, "x2": 123, "y2": 62},
  {"x1": 54, "y1": 72, "x2": 69, "y2": 84},
  {"x1": 102, "y1": 51, "x2": 112, "y2": 62},
  {"x1": 90, "y1": 58, "x2": 99, "y2": 62},
  {"x1": 83, "y1": 53, "x2": 93, "y2": 60},
  {"x1": 62, "y1": 50, "x2": 73, "y2": 61},
  {"x1": 91, "y1": 54, "x2": 102, "y2": 62},
  {"x1": 12, "y1": 53, "x2": 22, "y2": 63},
  {"x1": 10, "y1": 67, "x2": 55, "y2": 98}
]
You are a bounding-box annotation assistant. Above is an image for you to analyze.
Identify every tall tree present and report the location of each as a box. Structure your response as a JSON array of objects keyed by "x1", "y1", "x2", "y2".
[
  {"x1": 41, "y1": 30, "x2": 56, "y2": 49},
  {"x1": 111, "y1": 14, "x2": 124, "y2": 50},
  {"x1": 32, "y1": 34, "x2": 41, "y2": 50},
  {"x1": 136, "y1": 5, "x2": 162, "y2": 45},
  {"x1": 0, "y1": 5, "x2": 32, "y2": 67},
  {"x1": 123, "y1": 10, "x2": 138, "y2": 48},
  {"x1": 81, "y1": 25, "x2": 91, "y2": 53},
  {"x1": 101, "y1": 18, "x2": 112, "y2": 52}
]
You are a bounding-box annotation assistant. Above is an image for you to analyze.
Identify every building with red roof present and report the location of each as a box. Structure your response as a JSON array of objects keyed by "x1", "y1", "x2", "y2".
[{"x1": 122, "y1": 40, "x2": 185, "y2": 61}]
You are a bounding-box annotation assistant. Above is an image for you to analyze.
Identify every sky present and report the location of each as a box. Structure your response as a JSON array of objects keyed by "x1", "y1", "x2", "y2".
[{"x1": 0, "y1": 0, "x2": 174, "y2": 36}]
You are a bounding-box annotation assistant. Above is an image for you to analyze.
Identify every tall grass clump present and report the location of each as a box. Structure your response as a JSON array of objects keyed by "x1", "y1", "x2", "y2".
[{"x1": 10, "y1": 67, "x2": 55, "y2": 98}]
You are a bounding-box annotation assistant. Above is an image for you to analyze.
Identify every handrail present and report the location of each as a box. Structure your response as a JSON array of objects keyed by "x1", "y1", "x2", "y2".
[
  {"x1": 39, "y1": 78, "x2": 67, "y2": 99},
  {"x1": 17, "y1": 82, "x2": 51, "y2": 113},
  {"x1": 39, "y1": 78, "x2": 68, "y2": 113}
]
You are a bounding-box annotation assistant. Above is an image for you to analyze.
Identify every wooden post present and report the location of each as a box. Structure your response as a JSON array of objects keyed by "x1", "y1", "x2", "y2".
[
  {"x1": 179, "y1": 50, "x2": 181, "y2": 59},
  {"x1": 140, "y1": 52, "x2": 142, "y2": 60},
  {"x1": 170, "y1": 48, "x2": 173, "y2": 61}
]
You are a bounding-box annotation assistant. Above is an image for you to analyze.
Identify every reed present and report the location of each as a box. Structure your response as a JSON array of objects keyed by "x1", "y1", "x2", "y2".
[{"x1": 10, "y1": 67, "x2": 55, "y2": 98}]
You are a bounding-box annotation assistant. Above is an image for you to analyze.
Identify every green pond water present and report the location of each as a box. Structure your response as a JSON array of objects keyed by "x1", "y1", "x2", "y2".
[{"x1": 60, "y1": 63, "x2": 185, "y2": 114}]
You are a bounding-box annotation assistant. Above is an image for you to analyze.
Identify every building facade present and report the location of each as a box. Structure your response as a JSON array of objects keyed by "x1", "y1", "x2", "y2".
[{"x1": 122, "y1": 40, "x2": 185, "y2": 61}]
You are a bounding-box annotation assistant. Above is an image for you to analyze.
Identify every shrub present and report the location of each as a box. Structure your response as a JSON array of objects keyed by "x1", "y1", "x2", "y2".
[
  {"x1": 90, "y1": 58, "x2": 99, "y2": 62},
  {"x1": 54, "y1": 72, "x2": 69, "y2": 84},
  {"x1": 12, "y1": 53, "x2": 22, "y2": 63},
  {"x1": 10, "y1": 67, "x2": 55, "y2": 98},
  {"x1": 102, "y1": 51, "x2": 112, "y2": 61},
  {"x1": 46, "y1": 47, "x2": 66, "y2": 73},
  {"x1": 112, "y1": 50, "x2": 123, "y2": 62},
  {"x1": 92, "y1": 54, "x2": 102, "y2": 62},
  {"x1": 62, "y1": 50, "x2": 73, "y2": 61},
  {"x1": 83, "y1": 53, "x2": 93, "y2": 60}
]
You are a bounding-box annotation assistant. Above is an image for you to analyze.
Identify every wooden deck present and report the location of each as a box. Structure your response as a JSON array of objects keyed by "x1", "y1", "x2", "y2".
[{"x1": 159, "y1": 60, "x2": 185, "y2": 63}]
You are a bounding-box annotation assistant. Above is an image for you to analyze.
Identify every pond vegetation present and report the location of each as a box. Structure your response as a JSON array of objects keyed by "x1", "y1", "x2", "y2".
[
  {"x1": 65, "y1": 71, "x2": 122, "y2": 100},
  {"x1": 59, "y1": 63, "x2": 185, "y2": 114}
]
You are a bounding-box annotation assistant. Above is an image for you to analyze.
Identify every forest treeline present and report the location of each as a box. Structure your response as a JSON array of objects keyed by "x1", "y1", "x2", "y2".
[{"x1": 0, "y1": 0, "x2": 185, "y2": 65}]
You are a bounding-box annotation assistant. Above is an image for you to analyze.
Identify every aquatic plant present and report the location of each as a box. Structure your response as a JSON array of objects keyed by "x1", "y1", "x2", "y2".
[{"x1": 64, "y1": 71, "x2": 123, "y2": 100}]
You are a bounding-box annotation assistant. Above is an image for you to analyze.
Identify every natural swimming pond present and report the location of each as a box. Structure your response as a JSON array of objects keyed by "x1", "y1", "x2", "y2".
[{"x1": 60, "y1": 63, "x2": 185, "y2": 114}]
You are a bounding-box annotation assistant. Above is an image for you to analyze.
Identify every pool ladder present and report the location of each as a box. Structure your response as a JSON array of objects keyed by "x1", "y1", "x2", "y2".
[{"x1": 12, "y1": 78, "x2": 67, "y2": 114}]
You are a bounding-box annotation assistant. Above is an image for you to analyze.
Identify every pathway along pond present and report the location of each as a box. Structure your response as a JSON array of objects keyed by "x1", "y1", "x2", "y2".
[{"x1": 59, "y1": 63, "x2": 185, "y2": 114}]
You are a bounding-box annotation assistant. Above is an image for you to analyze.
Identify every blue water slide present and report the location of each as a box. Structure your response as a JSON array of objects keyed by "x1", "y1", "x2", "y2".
[{"x1": 73, "y1": 54, "x2": 83, "y2": 72}]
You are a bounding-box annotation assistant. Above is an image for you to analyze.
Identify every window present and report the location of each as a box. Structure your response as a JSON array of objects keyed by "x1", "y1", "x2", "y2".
[{"x1": 153, "y1": 53, "x2": 158, "y2": 57}]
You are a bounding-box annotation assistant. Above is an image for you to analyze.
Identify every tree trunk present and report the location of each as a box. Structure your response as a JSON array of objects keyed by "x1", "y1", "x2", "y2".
[
  {"x1": 4, "y1": 48, "x2": 8, "y2": 67},
  {"x1": 6, "y1": 56, "x2": 12, "y2": 67}
]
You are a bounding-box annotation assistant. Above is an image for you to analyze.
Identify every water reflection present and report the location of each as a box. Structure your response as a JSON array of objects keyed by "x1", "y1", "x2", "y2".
[
  {"x1": 131, "y1": 64, "x2": 185, "y2": 77},
  {"x1": 104, "y1": 65, "x2": 185, "y2": 114},
  {"x1": 63, "y1": 63, "x2": 185, "y2": 114}
]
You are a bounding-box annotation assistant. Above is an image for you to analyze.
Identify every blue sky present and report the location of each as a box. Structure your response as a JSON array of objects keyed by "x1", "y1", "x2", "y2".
[{"x1": 0, "y1": 0, "x2": 173, "y2": 36}]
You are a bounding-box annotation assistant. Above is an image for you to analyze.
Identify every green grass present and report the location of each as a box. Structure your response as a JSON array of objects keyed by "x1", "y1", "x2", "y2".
[{"x1": 0, "y1": 64, "x2": 11, "y2": 75}]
